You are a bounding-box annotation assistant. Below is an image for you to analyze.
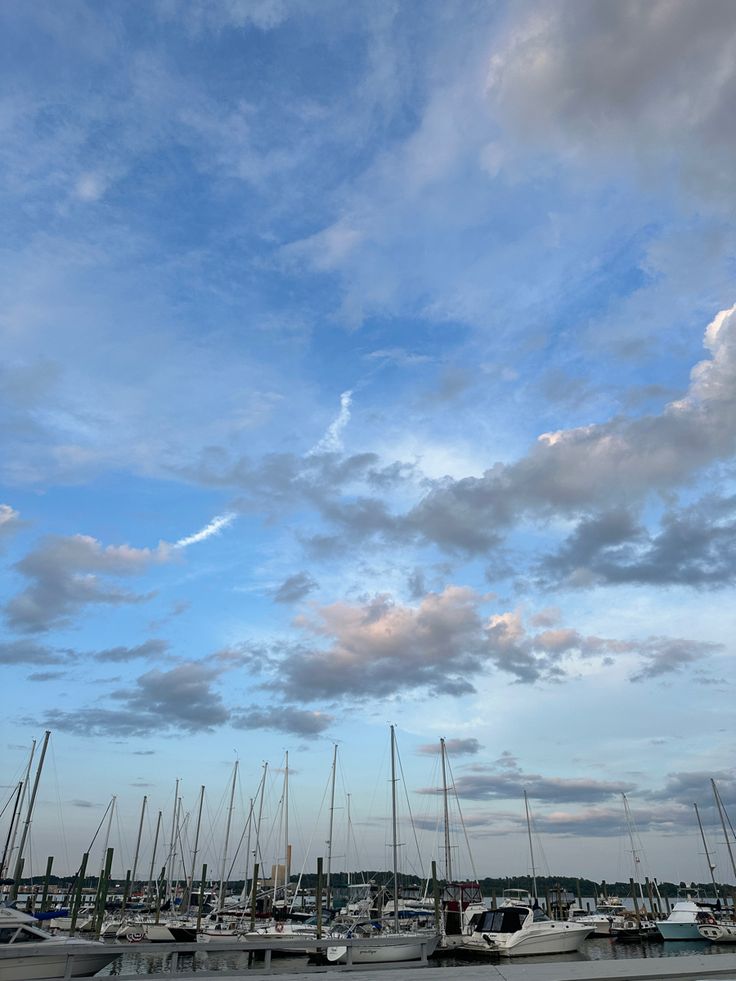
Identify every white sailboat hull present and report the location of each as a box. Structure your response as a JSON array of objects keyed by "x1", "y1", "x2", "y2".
[
  {"x1": 0, "y1": 943, "x2": 117, "y2": 981},
  {"x1": 327, "y1": 933, "x2": 439, "y2": 963}
]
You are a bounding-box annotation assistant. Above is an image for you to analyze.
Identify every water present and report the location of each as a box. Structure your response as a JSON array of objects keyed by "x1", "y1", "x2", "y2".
[{"x1": 96, "y1": 936, "x2": 736, "y2": 975}]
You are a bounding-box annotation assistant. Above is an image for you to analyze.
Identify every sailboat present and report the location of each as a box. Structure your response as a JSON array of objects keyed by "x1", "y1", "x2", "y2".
[{"x1": 324, "y1": 726, "x2": 441, "y2": 965}]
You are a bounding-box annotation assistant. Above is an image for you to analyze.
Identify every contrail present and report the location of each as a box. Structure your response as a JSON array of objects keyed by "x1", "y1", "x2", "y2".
[
  {"x1": 175, "y1": 512, "x2": 236, "y2": 548},
  {"x1": 309, "y1": 390, "x2": 353, "y2": 454}
]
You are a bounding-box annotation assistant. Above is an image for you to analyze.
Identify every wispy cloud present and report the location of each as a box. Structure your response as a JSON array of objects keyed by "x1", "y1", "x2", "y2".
[
  {"x1": 309, "y1": 390, "x2": 353, "y2": 455},
  {"x1": 174, "y1": 512, "x2": 236, "y2": 548}
]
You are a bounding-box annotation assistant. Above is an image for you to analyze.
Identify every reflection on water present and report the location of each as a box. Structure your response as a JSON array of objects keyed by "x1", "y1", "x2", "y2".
[{"x1": 98, "y1": 937, "x2": 736, "y2": 975}]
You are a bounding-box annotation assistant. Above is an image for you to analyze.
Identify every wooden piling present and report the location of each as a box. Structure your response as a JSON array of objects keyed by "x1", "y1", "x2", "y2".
[
  {"x1": 316, "y1": 857, "x2": 323, "y2": 940},
  {"x1": 250, "y1": 862, "x2": 259, "y2": 932},
  {"x1": 196, "y1": 863, "x2": 207, "y2": 933},
  {"x1": 70, "y1": 852, "x2": 88, "y2": 937},
  {"x1": 41, "y1": 856, "x2": 53, "y2": 911},
  {"x1": 95, "y1": 847, "x2": 114, "y2": 937},
  {"x1": 432, "y1": 860, "x2": 441, "y2": 934}
]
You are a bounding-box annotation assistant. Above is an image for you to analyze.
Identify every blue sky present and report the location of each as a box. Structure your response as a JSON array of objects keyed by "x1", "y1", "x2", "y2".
[{"x1": 2, "y1": 0, "x2": 736, "y2": 885}]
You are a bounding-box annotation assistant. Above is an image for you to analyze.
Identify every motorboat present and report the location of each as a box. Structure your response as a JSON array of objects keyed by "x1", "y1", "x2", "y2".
[
  {"x1": 567, "y1": 905, "x2": 612, "y2": 936},
  {"x1": 464, "y1": 902, "x2": 590, "y2": 956},
  {"x1": 656, "y1": 899, "x2": 719, "y2": 941},
  {"x1": 0, "y1": 906, "x2": 120, "y2": 980}
]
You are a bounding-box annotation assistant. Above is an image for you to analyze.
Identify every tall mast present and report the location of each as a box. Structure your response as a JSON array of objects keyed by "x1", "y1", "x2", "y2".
[
  {"x1": 523, "y1": 789, "x2": 537, "y2": 901},
  {"x1": 240, "y1": 799, "x2": 254, "y2": 903},
  {"x1": 253, "y1": 763, "x2": 268, "y2": 891},
  {"x1": 325, "y1": 744, "x2": 337, "y2": 910},
  {"x1": 130, "y1": 795, "x2": 147, "y2": 894},
  {"x1": 12, "y1": 731, "x2": 50, "y2": 890},
  {"x1": 100, "y1": 795, "x2": 116, "y2": 876},
  {"x1": 346, "y1": 794, "x2": 352, "y2": 888},
  {"x1": 622, "y1": 793, "x2": 643, "y2": 899},
  {"x1": 390, "y1": 725, "x2": 400, "y2": 933},
  {"x1": 219, "y1": 760, "x2": 238, "y2": 910},
  {"x1": 440, "y1": 737, "x2": 453, "y2": 882},
  {"x1": 6, "y1": 741, "x2": 35, "y2": 882},
  {"x1": 712, "y1": 779, "x2": 736, "y2": 881},
  {"x1": 166, "y1": 779, "x2": 180, "y2": 899},
  {"x1": 146, "y1": 810, "x2": 163, "y2": 904},
  {"x1": 693, "y1": 802, "x2": 719, "y2": 900},
  {"x1": 188, "y1": 786, "x2": 205, "y2": 907},
  {"x1": 284, "y1": 752, "x2": 290, "y2": 893},
  {"x1": 0, "y1": 781, "x2": 23, "y2": 881}
]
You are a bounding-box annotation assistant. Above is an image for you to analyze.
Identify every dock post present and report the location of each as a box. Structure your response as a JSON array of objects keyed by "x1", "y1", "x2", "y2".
[
  {"x1": 70, "y1": 852, "x2": 88, "y2": 937},
  {"x1": 197, "y1": 863, "x2": 207, "y2": 933},
  {"x1": 316, "y1": 857, "x2": 323, "y2": 940},
  {"x1": 645, "y1": 876, "x2": 655, "y2": 916},
  {"x1": 41, "y1": 856, "x2": 53, "y2": 911},
  {"x1": 95, "y1": 847, "x2": 113, "y2": 937},
  {"x1": 250, "y1": 862, "x2": 259, "y2": 932},
  {"x1": 629, "y1": 877, "x2": 640, "y2": 925},
  {"x1": 432, "y1": 860, "x2": 441, "y2": 935}
]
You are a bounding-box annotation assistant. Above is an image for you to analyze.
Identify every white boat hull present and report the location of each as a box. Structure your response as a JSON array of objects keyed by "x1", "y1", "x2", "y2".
[
  {"x1": 326, "y1": 933, "x2": 439, "y2": 963},
  {"x1": 658, "y1": 921, "x2": 709, "y2": 941},
  {"x1": 0, "y1": 944, "x2": 117, "y2": 981},
  {"x1": 699, "y1": 924, "x2": 736, "y2": 943},
  {"x1": 488, "y1": 923, "x2": 589, "y2": 957}
]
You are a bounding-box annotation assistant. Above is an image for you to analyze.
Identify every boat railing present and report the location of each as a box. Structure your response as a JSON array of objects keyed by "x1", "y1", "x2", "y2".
[{"x1": 13, "y1": 935, "x2": 439, "y2": 978}]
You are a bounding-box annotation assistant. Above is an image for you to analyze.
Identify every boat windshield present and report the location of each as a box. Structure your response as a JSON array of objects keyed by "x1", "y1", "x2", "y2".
[{"x1": 477, "y1": 908, "x2": 528, "y2": 934}]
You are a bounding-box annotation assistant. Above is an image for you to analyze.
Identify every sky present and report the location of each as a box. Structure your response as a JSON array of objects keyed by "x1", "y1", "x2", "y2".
[{"x1": 1, "y1": 0, "x2": 736, "y2": 887}]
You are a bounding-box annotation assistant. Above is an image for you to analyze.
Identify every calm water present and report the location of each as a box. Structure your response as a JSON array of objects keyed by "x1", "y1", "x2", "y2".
[{"x1": 97, "y1": 936, "x2": 736, "y2": 975}]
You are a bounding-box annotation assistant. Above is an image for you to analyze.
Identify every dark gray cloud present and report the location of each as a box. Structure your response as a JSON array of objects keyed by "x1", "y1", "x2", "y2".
[
  {"x1": 645, "y1": 770, "x2": 736, "y2": 806},
  {"x1": 6, "y1": 533, "x2": 167, "y2": 632},
  {"x1": 273, "y1": 571, "x2": 318, "y2": 604},
  {"x1": 92, "y1": 639, "x2": 169, "y2": 662},
  {"x1": 541, "y1": 496, "x2": 736, "y2": 589},
  {"x1": 0, "y1": 639, "x2": 73, "y2": 665},
  {"x1": 629, "y1": 637, "x2": 720, "y2": 682},
  {"x1": 231, "y1": 704, "x2": 333, "y2": 737},
  {"x1": 27, "y1": 670, "x2": 66, "y2": 682},
  {"x1": 69, "y1": 799, "x2": 95, "y2": 808},
  {"x1": 417, "y1": 757, "x2": 633, "y2": 805},
  {"x1": 39, "y1": 659, "x2": 229, "y2": 736},
  {"x1": 490, "y1": 0, "x2": 736, "y2": 202},
  {"x1": 417, "y1": 738, "x2": 483, "y2": 756}
]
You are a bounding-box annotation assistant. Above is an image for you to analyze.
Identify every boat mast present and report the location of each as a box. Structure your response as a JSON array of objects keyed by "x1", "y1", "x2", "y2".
[
  {"x1": 166, "y1": 778, "x2": 180, "y2": 900},
  {"x1": 390, "y1": 724, "x2": 400, "y2": 933},
  {"x1": 5, "y1": 740, "x2": 35, "y2": 883},
  {"x1": 11, "y1": 730, "x2": 50, "y2": 896},
  {"x1": 219, "y1": 760, "x2": 239, "y2": 910},
  {"x1": 284, "y1": 751, "x2": 290, "y2": 896},
  {"x1": 693, "y1": 802, "x2": 719, "y2": 901},
  {"x1": 325, "y1": 744, "x2": 337, "y2": 911},
  {"x1": 712, "y1": 779, "x2": 736, "y2": 882},
  {"x1": 440, "y1": 737, "x2": 453, "y2": 882},
  {"x1": 346, "y1": 793, "x2": 352, "y2": 888},
  {"x1": 146, "y1": 810, "x2": 163, "y2": 904},
  {"x1": 253, "y1": 762, "x2": 268, "y2": 902},
  {"x1": 100, "y1": 795, "x2": 116, "y2": 877},
  {"x1": 240, "y1": 799, "x2": 254, "y2": 903},
  {"x1": 0, "y1": 781, "x2": 22, "y2": 881},
  {"x1": 523, "y1": 789, "x2": 538, "y2": 901},
  {"x1": 622, "y1": 793, "x2": 644, "y2": 901},
  {"x1": 188, "y1": 785, "x2": 205, "y2": 908},
  {"x1": 130, "y1": 795, "x2": 147, "y2": 898}
]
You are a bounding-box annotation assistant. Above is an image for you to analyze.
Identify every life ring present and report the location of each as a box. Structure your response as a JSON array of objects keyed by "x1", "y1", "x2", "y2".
[
  {"x1": 275, "y1": 922, "x2": 284, "y2": 933},
  {"x1": 126, "y1": 931, "x2": 145, "y2": 943}
]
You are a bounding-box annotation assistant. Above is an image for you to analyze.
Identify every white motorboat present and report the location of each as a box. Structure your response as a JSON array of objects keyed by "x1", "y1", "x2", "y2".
[
  {"x1": 0, "y1": 906, "x2": 119, "y2": 981},
  {"x1": 656, "y1": 899, "x2": 719, "y2": 941},
  {"x1": 464, "y1": 902, "x2": 590, "y2": 956},
  {"x1": 567, "y1": 905, "x2": 612, "y2": 936},
  {"x1": 699, "y1": 923, "x2": 736, "y2": 943}
]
